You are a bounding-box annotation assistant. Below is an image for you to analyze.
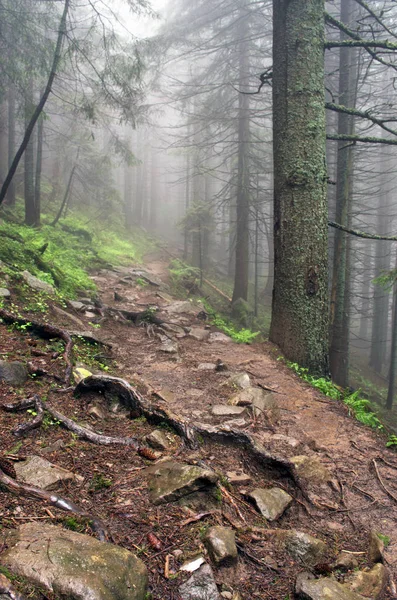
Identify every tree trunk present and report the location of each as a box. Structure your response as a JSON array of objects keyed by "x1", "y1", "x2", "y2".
[
  {"x1": 34, "y1": 113, "x2": 44, "y2": 226},
  {"x1": 232, "y1": 4, "x2": 250, "y2": 303},
  {"x1": 329, "y1": 0, "x2": 357, "y2": 386},
  {"x1": 6, "y1": 85, "x2": 16, "y2": 205},
  {"x1": 24, "y1": 78, "x2": 36, "y2": 226},
  {"x1": 270, "y1": 0, "x2": 329, "y2": 376},
  {"x1": 387, "y1": 252, "x2": 397, "y2": 410}
]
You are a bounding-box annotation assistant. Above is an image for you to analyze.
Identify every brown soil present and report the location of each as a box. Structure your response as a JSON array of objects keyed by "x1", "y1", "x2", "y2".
[{"x1": 1, "y1": 252, "x2": 397, "y2": 600}]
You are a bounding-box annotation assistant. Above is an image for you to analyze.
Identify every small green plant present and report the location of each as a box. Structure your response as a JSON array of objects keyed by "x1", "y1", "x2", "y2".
[
  {"x1": 386, "y1": 434, "x2": 397, "y2": 448},
  {"x1": 63, "y1": 516, "x2": 86, "y2": 533},
  {"x1": 42, "y1": 413, "x2": 61, "y2": 429},
  {"x1": 285, "y1": 360, "x2": 383, "y2": 431},
  {"x1": 89, "y1": 472, "x2": 113, "y2": 492},
  {"x1": 135, "y1": 277, "x2": 148, "y2": 287},
  {"x1": 376, "y1": 533, "x2": 391, "y2": 547}
]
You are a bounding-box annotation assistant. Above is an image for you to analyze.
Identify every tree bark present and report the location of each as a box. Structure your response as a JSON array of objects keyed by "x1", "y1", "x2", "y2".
[
  {"x1": 270, "y1": 0, "x2": 329, "y2": 375},
  {"x1": 24, "y1": 78, "x2": 36, "y2": 226},
  {"x1": 6, "y1": 85, "x2": 16, "y2": 205},
  {"x1": 34, "y1": 113, "x2": 44, "y2": 226}
]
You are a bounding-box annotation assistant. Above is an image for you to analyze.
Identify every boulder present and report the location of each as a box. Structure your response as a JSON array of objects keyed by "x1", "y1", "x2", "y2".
[
  {"x1": 179, "y1": 563, "x2": 221, "y2": 600},
  {"x1": 204, "y1": 526, "x2": 237, "y2": 566},
  {"x1": 69, "y1": 301, "x2": 85, "y2": 311},
  {"x1": 147, "y1": 461, "x2": 218, "y2": 505},
  {"x1": 248, "y1": 487, "x2": 293, "y2": 521},
  {"x1": 14, "y1": 456, "x2": 81, "y2": 491},
  {"x1": 0, "y1": 288, "x2": 10, "y2": 297},
  {"x1": 0, "y1": 360, "x2": 28, "y2": 386},
  {"x1": 211, "y1": 405, "x2": 246, "y2": 417},
  {"x1": 146, "y1": 429, "x2": 170, "y2": 451},
  {"x1": 345, "y1": 563, "x2": 388, "y2": 599},
  {"x1": 165, "y1": 301, "x2": 197, "y2": 315},
  {"x1": 22, "y1": 271, "x2": 54, "y2": 294},
  {"x1": 295, "y1": 572, "x2": 364, "y2": 600},
  {"x1": 2, "y1": 523, "x2": 147, "y2": 600}
]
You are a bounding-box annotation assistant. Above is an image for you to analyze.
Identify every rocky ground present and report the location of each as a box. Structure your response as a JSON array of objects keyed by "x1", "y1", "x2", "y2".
[{"x1": 0, "y1": 252, "x2": 397, "y2": 600}]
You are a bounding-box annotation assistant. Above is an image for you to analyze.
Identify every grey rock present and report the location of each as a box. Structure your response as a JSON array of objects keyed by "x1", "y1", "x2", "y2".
[
  {"x1": 146, "y1": 429, "x2": 170, "y2": 451},
  {"x1": 295, "y1": 572, "x2": 364, "y2": 600},
  {"x1": 2, "y1": 522, "x2": 147, "y2": 600},
  {"x1": 14, "y1": 456, "x2": 81, "y2": 491},
  {"x1": 209, "y1": 332, "x2": 233, "y2": 344},
  {"x1": 333, "y1": 553, "x2": 358, "y2": 571},
  {"x1": 69, "y1": 301, "x2": 85, "y2": 311},
  {"x1": 159, "y1": 339, "x2": 179, "y2": 354},
  {"x1": 165, "y1": 301, "x2": 197, "y2": 315},
  {"x1": 345, "y1": 563, "x2": 387, "y2": 599},
  {"x1": 147, "y1": 461, "x2": 218, "y2": 505},
  {"x1": 226, "y1": 471, "x2": 252, "y2": 485},
  {"x1": 0, "y1": 288, "x2": 10, "y2": 297},
  {"x1": 211, "y1": 405, "x2": 246, "y2": 417},
  {"x1": 204, "y1": 526, "x2": 237, "y2": 566},
  {"x1": 179, "y1": 563, "x2": 221, "y2": 600},
  {"x1": 88, "y1": 403, "x2": 107, "y2": 420},
  {"x1": 22, "y1": 271, "x2": 54, "y2": 294},
  {"x1": 290, "y1": 455, "x2": 333, "y2": 483},
  {"x1": 280, "y1": 530, "x2": 327, "y2": 566},
  {"x1": 221, "y1": 593, "x2": 233, "y2": 600},
  {"x1": 84, "y1": 311, "x2": 97, "y2": 319},
  {"x1": 223, "y1": 418, "x2": 247, "y2": 428},
  {"x1": 41, "y1": 439, "x2": 65, "y2": 454},
  {"x1": 188, "y1": 328, "x2": 210, "y2": 342},
  {"x1": 197, "y1": 363, "x2": 216, "y2": 371},
  {"x1": 0, "y1": 360, "x2": 28, "y2": 386},
  {"x1": 248, "y1": 487, "x2": 293, "y2": 521},
  {"x1": 228, "y1": 372, "x2": 251, "y2": 390},
  {"x1": 368, "y1": 530, "x2": 384, "y2": 563}
]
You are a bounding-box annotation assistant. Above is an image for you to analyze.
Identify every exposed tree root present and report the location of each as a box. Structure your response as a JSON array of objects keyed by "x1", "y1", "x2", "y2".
[
  {"x1": 3, "y1": 397, "x2": 140, "y2": 447},
  {"x1": 0, "y1": 466, "x2": 108, "y2": 541},
  {"x1": 74, "y1": 375, "x2": 339, "y2": 509},
  {"x1": 0, "y1": 574, "x2": 28, "y2": 600},
  {"x1": 0, "y1": 308, "x2": 73, "y2": 383}
]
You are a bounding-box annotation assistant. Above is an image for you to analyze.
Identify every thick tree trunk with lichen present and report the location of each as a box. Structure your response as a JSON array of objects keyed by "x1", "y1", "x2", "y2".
[{"x1": 270, "y1": 0, "x2": 329, "y2": 376}]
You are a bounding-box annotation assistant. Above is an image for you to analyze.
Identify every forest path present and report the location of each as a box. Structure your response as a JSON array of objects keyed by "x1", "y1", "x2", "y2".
[
  {"x1": 92, "y1": 251, "x2": 397, "y2": 573},
  {"x1": 1, "y1": 250, "x2": 397, "y2": 599}
]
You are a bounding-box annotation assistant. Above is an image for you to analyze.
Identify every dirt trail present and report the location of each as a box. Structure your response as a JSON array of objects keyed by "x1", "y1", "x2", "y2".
[
  {"x1": 1, "y1": 251, "x2": 397, "y2": 599},
  {"x1": 95, "y1": 254, "x2": 397, "y2": 564}
]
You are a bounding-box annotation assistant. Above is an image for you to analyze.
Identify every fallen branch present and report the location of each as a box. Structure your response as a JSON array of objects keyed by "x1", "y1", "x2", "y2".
[
  {"x1": 373, "y1": 459, "x2": 397, "y2": 503},
  {"x1": 0, "y1": 308, "x2": 73, "y2": 383},
  {"x1": 13, "y1": 395, "x2": 43, "y2": 436},
  {"x1": 0, "y1": 465, "x2": 108, "y2": 541},
  {"x1": 0, "y1": 574, "x2": 28, "y2": 600}
]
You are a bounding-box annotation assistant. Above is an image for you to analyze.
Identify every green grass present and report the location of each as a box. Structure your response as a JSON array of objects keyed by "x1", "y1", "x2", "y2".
[
  {"x1": 0, "y1": 210, "x2": 154, "y2": 299},
  {"x1": 286, "y1": 360, "x2": 383, "y2": 430}
]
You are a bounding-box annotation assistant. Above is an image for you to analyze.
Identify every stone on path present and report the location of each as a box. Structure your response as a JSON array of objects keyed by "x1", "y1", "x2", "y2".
[
  {"x1": 197, "y1": 363, "x2": 216, "y2": 371},
  {"x1": 146, "y1": 429, "x2": 170, "y2": 451},
  {"x1": 14, "y1": 456, "x2": 82, "y2": 491},
  {"x1": 147, "y1": 461, "x2": 218, "y2": 505},
  {"x1": 69, "y1": 300, "x2": 85, "y2": 311},
  {"x1": 0, "y1": 288, "x2": 10, "y2": 297},
  {"x1": 188, "y1": 328, "x2": 210, "y2": 342},
  {"x1": 248, "y1": 487, "x2": 293, "y2": 521},
  {"x1": 209, "y1": 332, "x2": 233, "y2": 344},
  {"x1": 227, "y1": 372, "x2": 251, "y2": 390},
  {"x1": 165, "y1": 301, "x2": 197, "y2": 315},
  {"x1": 0, "y1": 360, "x2": 28, "y2": 386},
  {"x1": 279, "y1": 530, "x2": 327, "y2": 566},
  {"x1": 179, "y1": 563, "x2": 221, "y2": 600},
  {"x1": 211, "y1": 405, "x2": 246, "y2": 417},
  {"x1": 88, "y1": 403, "x2": 107, "y2": 420},
  {"x1": 333, "y1": 552, "x2": 358, "y2": 571},
  {"x1": 159, "y1": 339, "x2": 179, "y2": 354},
  {"x1": 345, "y1": 563, "x2": 387, "y2": 599},
  {"x1": 22, "y1": 270, "x2": 54, "y2": 294},
  {"x1": 2, "y1": 523, "x2": 147, "y2": 600},
  {"x1": 295, "y1": 572, "x2": 365, "y2": 600},
  {"x1": 226, "y1": 471, "x2": 252, "y2": 485},
  {"x1": 204, "y1": 526, "x2": 237, "y2": 566}
]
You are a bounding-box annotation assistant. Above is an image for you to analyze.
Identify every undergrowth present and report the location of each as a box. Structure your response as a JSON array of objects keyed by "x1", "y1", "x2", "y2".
[
  {"x1": 286, "y1": 361, "x2": 383, "y2": 431},
  {"x1": 0, "y1": 208, "x2": 153, "y2": 298}
]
